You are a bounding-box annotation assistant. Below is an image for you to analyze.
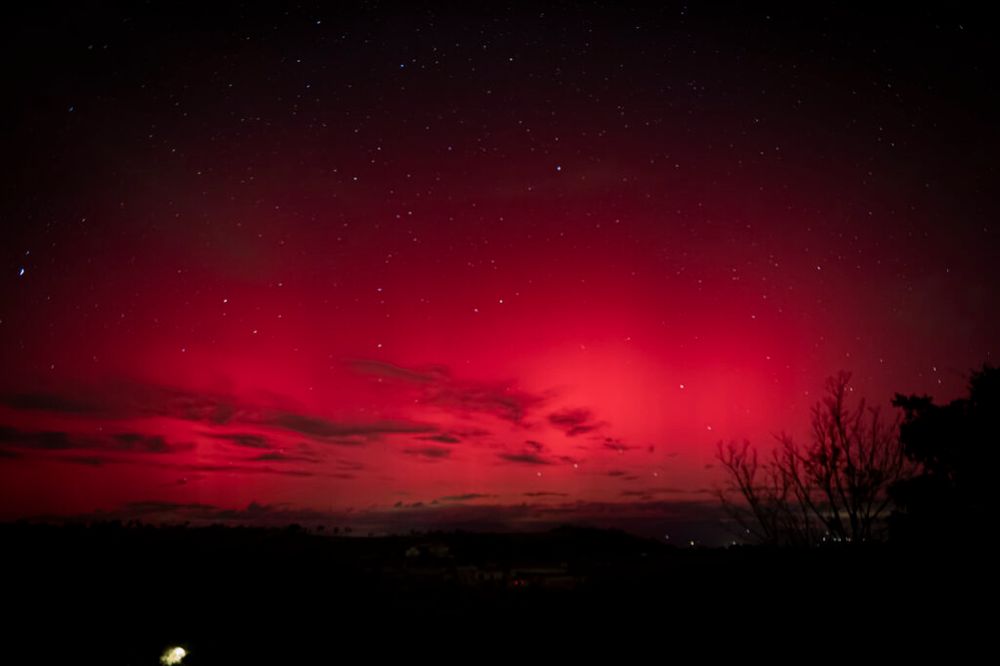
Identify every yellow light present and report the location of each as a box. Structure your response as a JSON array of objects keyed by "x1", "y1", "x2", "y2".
[{"x1": 160, "y1": 646, "x2": 187, "y2": 665}]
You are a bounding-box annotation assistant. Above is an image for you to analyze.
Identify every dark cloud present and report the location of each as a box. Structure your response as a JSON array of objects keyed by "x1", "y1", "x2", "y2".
[
  {"x1": 1, "y1": 381, "x2": 436, "y2": 449},
  {"x1": 1, "y1": 392, "x2": 106, "y2": 415},
  {"x1": 603, "y1": 437, "x2": 639, "y2": 453},
  {"x1": 402, "y1": 446, "x2": 452, "y2": 460},
  {"x1": 523, "y1": 491, "x2": 569, "y2": 497},
  {"x1": 268, "y1": 412, "x2": 435, "y2": 441},
  {"x1": 0, "y1": 425, "x2": 190, "y2": 454},
  {"x1": 0, "y1": 425, "x2": 318, "y2": 476},
  {"x1": 393, "y1": 500, "x2": 426, "y2": 509},
  {"x1": 433, "y1": 382, "x2": 542, "y2": 424},
  {"x1": 250, "y1": 452, "x2": 320, "y2": 464},
  {"x1": 621, "y1": 487, "x2": 705, "y2": 499},
  {"x1": 346, "y1": 359, "x2": 445, "y2": 384},
  {"x1": 548, "y1": 408, "x2": 603, "y2": 437},
  {"x1": 59, "y1": 455, "x2": 117, "y2": 467},
  {"x1": 137, "y1": 385, "x2": 240, "y2": 425},
  {"x1": 498, "y1": 452, "x2": 552, "y2": 465},
  {"x1": 335, "y1": 459, "x2": 364, "y2": 471},
  {"x1": 181, "y1": 463, "x2": 315, "y2": 477},
  {"x1": 418, "y1": 433, "x2": 462, "y2": 444},
  {"x1": 0, "y1": 426, "x2": 76, "y2": 450},
  {"x1": 204, "y1": 432, "x2": 272, "y2": 449},
  {"x1": 437, "y1": 493, "x2": 497, "y2": 502},
  {"x1": 113, "y1": 433, "x2": 193, "y2": 454},
  {"x1": 350, "y1": 358, "x2": 544, "y2": 424},
  {"x1": 525, "y1": 440, "x2": 546, "y2": 452}
]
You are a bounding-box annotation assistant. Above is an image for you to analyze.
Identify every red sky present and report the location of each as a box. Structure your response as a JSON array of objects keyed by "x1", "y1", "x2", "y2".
[{"x1": 1, "y1": 4, "x2": 996, "y2": 543}]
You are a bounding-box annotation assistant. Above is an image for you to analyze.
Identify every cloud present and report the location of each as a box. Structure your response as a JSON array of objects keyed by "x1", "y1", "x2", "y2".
[
  {"x1": 0, "y1": 426, "x2": 76, "y2": 450},
  {"x1": 402, "y1": 446, "x2": 452, "y2": 460},
  {"x1": 59, "y1": 455, "x2": 113, "y2": 466},
  {"x1": 0, "y1": 424, "x2": 325, "y2": 477},
  {"x1": 346, "y1": 359, "x2": 446, "y2": 384},
  {"x1": 138, "y1": 385, "x2": 240, "y2": 425},
  {"x1": 250, "y1": 452, "x2": 320, "y2": 464},
  {"x1": 267, "y1": 413, "x2": 435, "y2": 441},
  {"x1": 1, "y1": 382, "x2": 437, "y2": 449},
  {"x1": 1, "y1": 392, "x2": 107, "y2": 415},
  {"x1": 334, "y1": 459, "x2": 364, "y2": 471},
  {"x1": 437, "y1": 493, "x2": 497, "y2": 502},
  {"x1": 0, "y1": 425, "x2": 191, "y2": 454},
  {"x1": 620, "y1": 487, "x2": 696, "y2": 499},
  {"x1": 433, "y1": 383, "x2": 542, "y2": 424},
  {"x1": 113, "y1": 433, "x2": 193, "y2": 454},
  {"x1": 548, "y1": 408, "x2": 603, "y2": 437},
  {"x1": 498, "y1": 452, "x2": 552, "y2": 465},
  {"x1": 523, "y1": 491, "x2": 569, "y2": 497},
  {"x1": 204, "y1": 432, "x2": 273, "y2": 449},
  {"x1": 179, "y1": 463, "x2": 316, "y2": 477},
  {"x1": 602, "y1": 437, "x2": 639, "y2": 453},
  {"x1": 418, "y1": 433, "x2": 462, "y2": 444},
  {"x1": 350, "y1": 358, "x2": 544, "y2": 424}
]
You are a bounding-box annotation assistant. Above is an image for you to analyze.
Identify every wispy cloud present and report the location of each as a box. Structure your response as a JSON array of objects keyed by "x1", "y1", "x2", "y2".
[
  {"x1": 548, "y1": 408, "x2": 603, "y2": 437},
  {"x1": 498, "y1": 452, "x2": 552, "y2": 465},
  {"x1": 436, "y1": 493, "x2": 497, "y2": 502},
  {"x1": 0, "y1": 425, "x2": 192, "y2": 455},
  {"x1": 349, "y1": 359, "x2": 545, "y2": 425},
  {"x1": 402, "y1": 446, "x2": 452, "y2": 460}
]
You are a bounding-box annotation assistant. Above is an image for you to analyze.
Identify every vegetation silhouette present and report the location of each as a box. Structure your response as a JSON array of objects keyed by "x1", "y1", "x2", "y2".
[
  {"x1": 889, "y1": 363, "x2": 999, "y2": 546},
  {"x1": 5, "y1": 367, "x2": 997, "y2": 658},
  {"x1": 716, "y1": 371, "x2": 907, "y2": 546}
]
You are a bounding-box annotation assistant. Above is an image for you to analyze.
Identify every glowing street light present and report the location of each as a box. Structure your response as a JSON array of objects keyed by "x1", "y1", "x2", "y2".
[{"x1": 160, "y1": 646, "x2": 187, "y2": 665}]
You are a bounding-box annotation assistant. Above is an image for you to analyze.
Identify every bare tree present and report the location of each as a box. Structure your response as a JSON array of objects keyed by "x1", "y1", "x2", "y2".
[{"x1": 716, "y1": 371, "x2": 907, "y2": 546}]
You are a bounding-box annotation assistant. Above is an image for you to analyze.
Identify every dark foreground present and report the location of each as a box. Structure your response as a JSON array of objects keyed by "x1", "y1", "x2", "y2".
[{"x1": 3, "y1": 523, "x2": 990, "y2": 662}]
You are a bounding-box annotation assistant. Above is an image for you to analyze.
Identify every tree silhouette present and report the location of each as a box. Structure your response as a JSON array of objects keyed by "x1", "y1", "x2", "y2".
[
  {"x1": 717, "y1": 371, "x2": 907, "y2": 546},
  {"x1": 889, "y1": 364, "x2": 999, "y2": 545}
]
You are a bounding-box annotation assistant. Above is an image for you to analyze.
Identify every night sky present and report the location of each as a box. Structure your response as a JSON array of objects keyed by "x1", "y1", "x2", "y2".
[{"x1": 1, "y1": 3, "x2": 996, "y2": 543}]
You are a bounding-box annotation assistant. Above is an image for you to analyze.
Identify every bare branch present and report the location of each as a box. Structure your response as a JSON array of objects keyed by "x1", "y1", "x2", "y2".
[{"x1": 714, "y1": 372, "x2": 906, "y2": 546}]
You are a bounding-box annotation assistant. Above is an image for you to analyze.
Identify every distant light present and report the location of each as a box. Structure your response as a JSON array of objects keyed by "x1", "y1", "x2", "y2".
[
  {"x1": 18, "y1": 267, "x2": 25, "y2": 277},
  {"x1": 160, "y1": 646, "x2": 187, "y2": 665},
  {"x1": 679, "y1": 383, "x2": 685, "y2": 389}
]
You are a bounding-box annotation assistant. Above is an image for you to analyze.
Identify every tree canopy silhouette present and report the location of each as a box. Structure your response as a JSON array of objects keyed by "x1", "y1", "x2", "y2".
[
  {"x1": 889, "y1": 364, "x2": 999, "y2": 545},
  {"x1": 716, "y1": 371, "x2": 906, "y2": 546}
]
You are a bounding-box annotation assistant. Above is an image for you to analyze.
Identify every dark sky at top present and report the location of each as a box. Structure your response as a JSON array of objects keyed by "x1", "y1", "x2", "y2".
[{"x1": 1, "y1": 2, "x2": 996, "y2": 543}]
